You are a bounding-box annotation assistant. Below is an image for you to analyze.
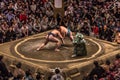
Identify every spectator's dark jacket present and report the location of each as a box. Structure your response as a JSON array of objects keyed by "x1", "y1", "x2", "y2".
[
  {"x1": 0, "y1": 61, "x2": 9, "y2": 77},
  {"x1": 88, "y1": 65, "x2": 106, "y2": 79}
]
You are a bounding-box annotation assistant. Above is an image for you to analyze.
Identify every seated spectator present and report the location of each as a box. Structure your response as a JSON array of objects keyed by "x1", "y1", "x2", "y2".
[
  {"x1": 5, "y1": 27, "x2": 16, "y2": 42},
  {"x1": 113, "y1": 54, "x2": 120, "y2": 70},
  {"x1": 19, "y1": 11, "x2": 27, "y2": 23},
  {"x1": 12, "y1": 19, "x2": 21, "y2": 39},
  {"x1": 101, "y1": 59, "x2": 112, "y2": 74},
  {"x1": 25, "y1": 69, "x2": 34, "y2": 80},
  {"x1": 92, "y1": 24, "x2": 99, "y2": 38},
  {"x1": 48, "y1": 17, "x2": 57, "y2": 29},
  {"x1": 114, "y1": 31, "x2": 120, "y2": 45},
  {"x1": 21, "y1": 23, "x2": 29, "y2": 37},
  {"x1": 0, "y1": 55, "x2": 9, "y2": 79},
  {"x1": 6, "y1": 11, "x2": 15, "y2": 24},
  {"x1": 88, "y1": 61, "x2": 106, "y2": 80},
  {"x1": 27, "y1": 19, "x2": 34, "y2": 35},
  {"x1": 114, "y1": 68, "x2": 120, "y2": 80},
  {"x1": 46, "y1": 7, "x2": 54, "y2": 20},
  {"x1": 51, "y1": 68, "x2": 64, "y2": 80},
  {"x1": 13, "y1": 62, "x2": 25, "y2": 80},
  {"x1": 32, "y1": 20, "x2": 41, "y2": 33},
  {"x1": 0, "y1": 27, "x2": 4, "y2": 43},
  {"x1": 41, "y1": 15, "x2": 48, "y2": 31},
  {"x1": 2, "y1": 21, "x2": 9, "y2": 32},
  {"x1": 44, "y1": 0, "x2": 54, "y2": 10},
  {"x1": 36, "y1": 72, "x2": 44, "y2": 80},
  {"x1": 30, "y1": 1, "x2": 37, "y2": 14}
]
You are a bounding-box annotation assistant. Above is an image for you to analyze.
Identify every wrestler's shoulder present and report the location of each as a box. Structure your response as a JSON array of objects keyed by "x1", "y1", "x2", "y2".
[
  {"x1": 52, "y1": 29, "x2": 59, "y2": 32},
  {"x1": 60, "y1": 26, "x2": 64, "y2": 28}
]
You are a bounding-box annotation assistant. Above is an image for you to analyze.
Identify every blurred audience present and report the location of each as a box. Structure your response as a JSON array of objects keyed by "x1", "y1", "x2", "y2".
[
  {"x1": 83, "y1": 54, "x2": 120, "y2": 80},
  {"x1": 0, "y1": 0, "x2": 119, "y2": 43},
  {"x1": 0, "y1": 0, "x2": 120, "y2": 80}
]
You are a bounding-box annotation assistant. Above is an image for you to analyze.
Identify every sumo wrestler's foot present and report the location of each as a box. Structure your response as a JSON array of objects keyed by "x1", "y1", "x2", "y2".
[
  {"x1": 71, "y1": 54, "x2": 77, "y2": 58},
  {"x1": 36, "y1": 48, "x2": 41, "y2": 51},
  {"x1": 55, "y1": 48, "x2": 60, "y2": 52}
]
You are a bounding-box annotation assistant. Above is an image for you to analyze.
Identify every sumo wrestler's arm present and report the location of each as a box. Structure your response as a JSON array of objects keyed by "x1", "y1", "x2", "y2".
[{"x1": 58, "y1": 32, "x2": 65, "y2": 44}]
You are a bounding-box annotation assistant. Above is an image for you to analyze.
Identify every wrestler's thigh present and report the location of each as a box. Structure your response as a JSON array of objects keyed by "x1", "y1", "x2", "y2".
[{"x1": 49, "y1": 36, "x2": 59, "y2": 42}]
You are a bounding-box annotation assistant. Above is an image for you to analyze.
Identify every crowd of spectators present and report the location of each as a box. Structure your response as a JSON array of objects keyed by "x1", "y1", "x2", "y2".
[
  {"x1": 63, "y1": 0, "x2": 120, "y2": 42},
  {"x1": 0, "y1": 54, "x2": 120, "y2": 80},
  {"x1": 0, "y1": 55, "x2": 41, "y2": 80},
  {"x1": 0, "y1": 0, "x2": 120, "y2": 80},
  {"x1": 0, "y1": 55, "x2": 65, "y2": 80},
  {"x1": 0, "y1": 0, "x2": 119, "y2": 43},
  {"x1": 82, "y1": 54, "x2": 120, "y2": 80},
  {"x1": 0, "y1": 0, "x2": 55, "y2": 43}
]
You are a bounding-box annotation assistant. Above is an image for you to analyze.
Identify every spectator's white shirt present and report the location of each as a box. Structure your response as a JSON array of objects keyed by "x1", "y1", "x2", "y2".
[
  {"x1": 68, "y1": 5, "x2": 74, "y2": 13},
  {"x1": 13, "y1": 3, "x2": 18, "y2": 11},
  {"x1": 116, "y1": 1, "x2": 120, "y2": 8},
  {"x1": 41, "y1": 17, "x2": 48, "y2": 25},
  {"x1": 41, "y1": 17, "x2": 48, "y2": 31},
  {"x1": 51, "y1": 74, "x2": 64, "y2": 80},
  {"x1": 64, "y1": 10, "x2": 71, "y2": 16},
  {"x1": 49, "y1": 19, "x2": 57, "y2": 25},
  {"x1": 0, "y1": 14, "x2": 3, "y2": 18},
  {"x1": 30, "y1": 4, "x2": 36, "y2": 12},
  {"x1": 64, "y1": 11, "x2": 68, "y2": 16},
  {"x1": 49, "y1": 19, "x2": 57, "y2": 28},
  {"x1": 46, "y1": 10, "x2": 54, "y2": 17},
  {"x1": 0, "y1": 1, "x2": 5, "y2": 8},
  {"x1": 44, "y1": 1, "x2": 54, "y2": 9},
  {"x1": 33, "y1": 22, "x2": 41, "y2": 30},
  {"x1": 21, "y1": 25, "x2": 28, "y2": 33},
  {"x1": 27, "y1": 22, "x2": 33, "y2": 31}
]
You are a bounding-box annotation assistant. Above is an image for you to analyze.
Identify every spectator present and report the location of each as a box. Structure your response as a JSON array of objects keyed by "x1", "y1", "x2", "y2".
[
  {"x1": 114, "y1": 68, "x2": 120, "y2": 80},
  {"x1": 0, "y1": 55, "x2": 9, "y2": 79},
  {"x1": 30, "y1": 1, "x2": 36, "y2": 13},
  {"x1": 41, "y1": 15, "x2": 48, "y2": 31},
  {"x1": 2, "y1": 21, "x2": 9, "y2": 31},
  {"x1": 25, "y1": 69, "x2": 34, "y2": 80},
  {"x1": 46, "y1": 7, "x2": 54, "y2": 20},
  {"x1": 21, "y1": 23, "x2": 29, "y2": 37},
  {"x1": 88, "y1": 61, "x2": 106, "y2": 80},
  {"x1": 5, "y1": 27, "x2": 16, "y2": 42},
  {"x1": 12, "y1": 19, "x2": 21, "y2": 39},
  {"x1": 32, "y1": 20, "x2": 41, "y2": 33},
  {"x1": 114, "y1": 31, "x2": 120, "y2": 46},
  {"x1": 99, "y1": 25, "x2": 104, "y2": 39},
  {"x1": 36, "y1": 72, "x2": 44, "y2": 80},
  {"x1": 48, "y1": 17, "x2": 57, "y2": 29},
  {"x1": 27, "y1": 18, "x2": 34, "y2": 35},
  {"x1": 102, "y1": 25, "x2": 109, "y2": 40},
  {"x1": 51, "y1": 68, "x2": 64, "y2": 80},
  {"x1": 92, "y1": 24, "x2": 99, "y2": 38},
  {"x1": 113, "y1": 54, "x2": 120, "y2": 70},
  {"x1": 0, "y1": 27, "x2": 4, "y2": 43},
  {"x1": 13, "y1": 62, "x2": 25, "y2": 80},
  {"x1": 44, "y1": 0, "x2": 54, "y2": 10},
  {"x1": 19, "y1": 11, "x2": 27, "y2": 23},
  {"x1": 56, "y1": 13, "x2": 62, "y2": 25},
  {"x1": 6, "y1": 12, "x2": 15, "y2": 26},
  {"x1": 0, "y1": 0, "x2": 119, "y2": 47}
]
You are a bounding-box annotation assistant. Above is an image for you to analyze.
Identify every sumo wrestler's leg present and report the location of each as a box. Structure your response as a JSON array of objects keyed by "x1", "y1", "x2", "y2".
[
  {"x1": 69, "y1": 32, "x2": 74, "y2": 41},
  {"x1": 51, "y1": 37, "x2": 61, "y2": 51},
  {"x1": 37, "y1": 39, "x2": 49, "y2": 51}
]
